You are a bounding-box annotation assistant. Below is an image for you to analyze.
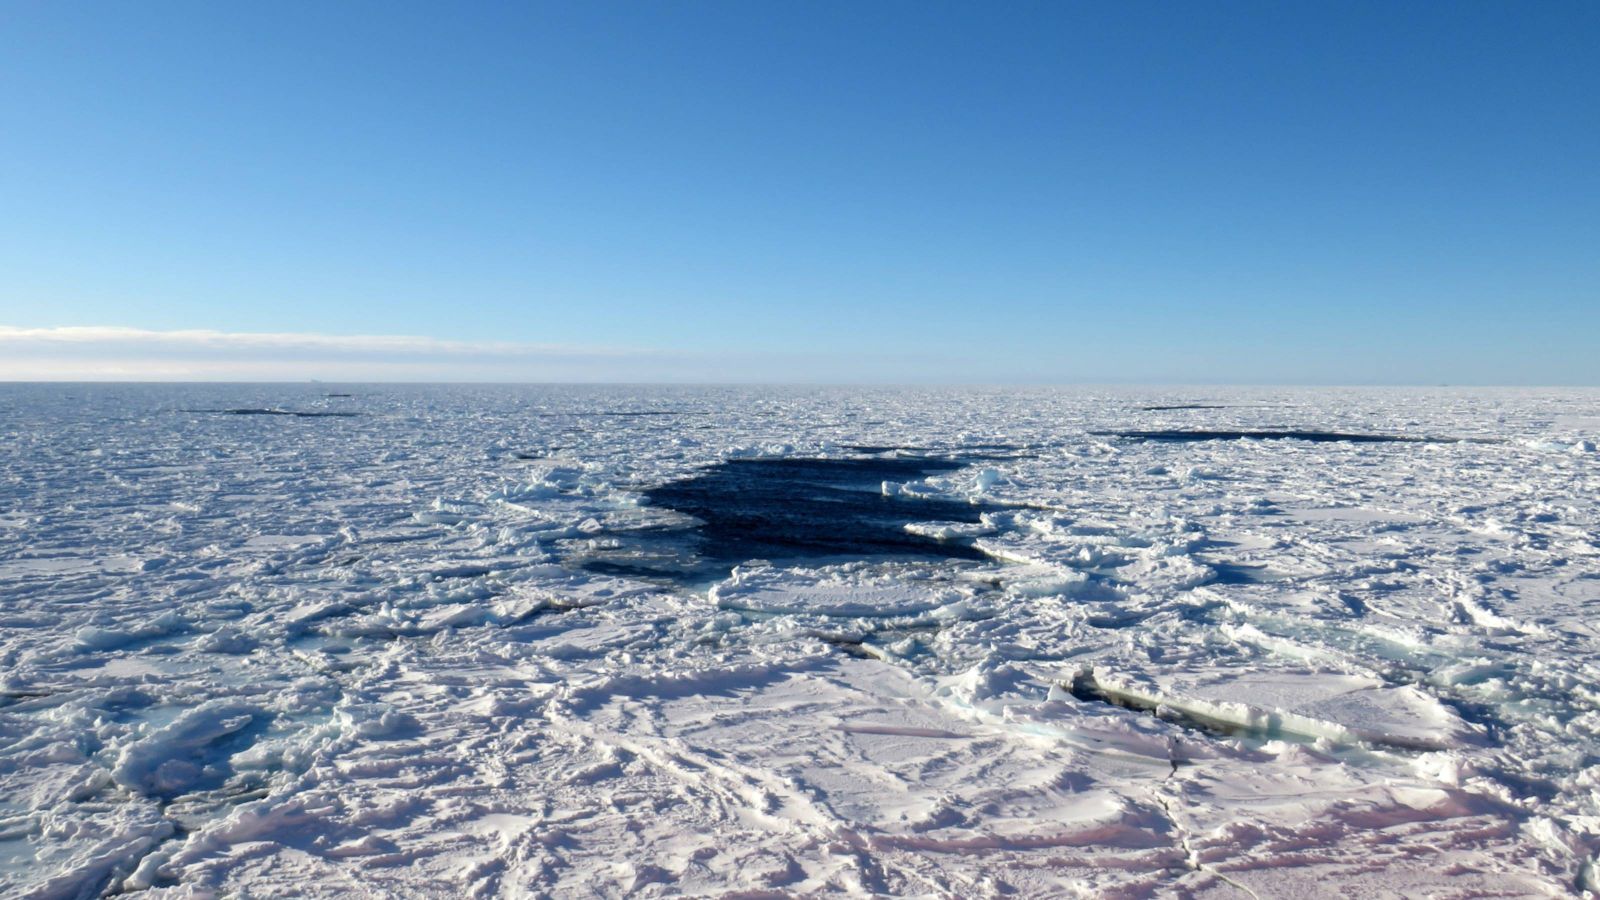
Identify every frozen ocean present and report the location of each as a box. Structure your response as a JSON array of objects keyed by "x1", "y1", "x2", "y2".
[{"x1": 2, "y1": 383, "x2": 1598, "y2": 897}]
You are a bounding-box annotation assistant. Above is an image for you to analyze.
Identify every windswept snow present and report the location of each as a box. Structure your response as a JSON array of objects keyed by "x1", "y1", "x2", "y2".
[{"x1": 1, "y1": 383, "x2": 1598, "y2": 897}]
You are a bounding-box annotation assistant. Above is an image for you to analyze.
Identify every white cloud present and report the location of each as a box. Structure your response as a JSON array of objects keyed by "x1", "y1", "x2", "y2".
[
  {"x1": 0, "y1": 323, "x2": 955, "y2": 383},
  {"x1": 0, "y1": 324, "x2": 691, "y2": 381},
  {"x1": 0, "y1": 324, "x2": 977, "y2": 383}
]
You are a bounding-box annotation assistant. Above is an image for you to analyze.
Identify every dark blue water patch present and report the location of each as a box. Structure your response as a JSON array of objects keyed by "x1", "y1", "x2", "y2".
[
  {"x1": 0, "y1": 689, "x2": 50, "y2": 709},
  {"x1": 843, "y1": 443, "x2": 1025, "y2": 457},
  {"x1": 594, "y1": 457, "x2": 1001, "y2": 580},
  {"x1": 1085, "y1": 610, "x2": 1155, "y2": 629},
  {"x1": 814, "y1": 623, "x2": 945, "y2": 661},
  {"x1": 1097, "y1": 430, "x2": 1446, "y2": 444},
  {"x1": 1204, "y1": 562, "x2": 1285, "y2": 584},
  {"x1": 534, "y1": 410, "x2": 685, "y2": 417},
  {"x1": 582, "y1": 559, "x2": 698, "y2": 580},
  {"x1": 184, "y1": 408, "x2": 361, "y2": 418},
  {"x1": 844, "y1": 444, "x2": 928, "y2": 454}
]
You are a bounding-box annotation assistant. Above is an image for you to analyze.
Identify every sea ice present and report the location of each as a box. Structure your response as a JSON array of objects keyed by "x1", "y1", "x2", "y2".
[{"x1": 1, "y1": 383, "x2": 1596, "y2": 896}]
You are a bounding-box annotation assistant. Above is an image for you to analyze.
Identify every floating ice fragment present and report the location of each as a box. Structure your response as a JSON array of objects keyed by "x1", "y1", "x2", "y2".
[
  {"x1": 193, "y1": 627, "x2": 258, "y2": 655},
  {"x1": 112, "y1": 701, "x2": 266, "y2": 798},
  {"x1": 74, "y1": 611, "x2": 188, "y2": 651},
  {"x1": 1075, "y1": 666, "x2": 1479, "y2": 751},
  {"x1": 711, "y1": 565, "x2": 971, "y2": 617},
  {"x1": 337, "y1": 703, "x2": 422, "y2": 739}
]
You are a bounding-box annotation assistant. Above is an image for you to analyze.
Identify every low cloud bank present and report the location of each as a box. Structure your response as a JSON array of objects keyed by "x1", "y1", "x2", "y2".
[
  {"x1": 0, "y1": 325, "x2": 694, "y2": 381},
  {"x1": 0, "y1": 325, "x2": 944, "y2": 382}
]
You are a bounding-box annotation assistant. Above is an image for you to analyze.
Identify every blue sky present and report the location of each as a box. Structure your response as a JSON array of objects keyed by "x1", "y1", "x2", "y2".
[{"x1": 1, "y1": 1, "x2": 1595, "y2": 382}]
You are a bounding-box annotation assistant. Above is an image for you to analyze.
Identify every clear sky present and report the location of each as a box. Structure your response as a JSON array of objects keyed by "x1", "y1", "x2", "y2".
[{"x1": 1, "y1": 1, "x2": 1595, "y2": 383}]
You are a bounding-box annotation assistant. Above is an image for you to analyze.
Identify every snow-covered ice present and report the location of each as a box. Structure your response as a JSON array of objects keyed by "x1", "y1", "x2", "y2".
[{"x1": 2, "y1": 383, "x2": 1598, "y2": 896}]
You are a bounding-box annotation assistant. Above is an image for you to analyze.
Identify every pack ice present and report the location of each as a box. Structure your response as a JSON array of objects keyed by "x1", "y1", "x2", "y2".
[{"x1": 1, "y1": 383, "x2": 1598, "y2": 897}]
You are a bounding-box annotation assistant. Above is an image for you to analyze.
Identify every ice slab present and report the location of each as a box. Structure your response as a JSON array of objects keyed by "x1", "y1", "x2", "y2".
[{"x1": 1076, "y1": 665, "x2": 1480, "y2": 751}]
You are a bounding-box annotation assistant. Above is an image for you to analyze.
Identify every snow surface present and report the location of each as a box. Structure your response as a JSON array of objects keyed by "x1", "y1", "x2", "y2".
[{"x1": 1, "y1": 383, "x2": 1598, "y2": 897}]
